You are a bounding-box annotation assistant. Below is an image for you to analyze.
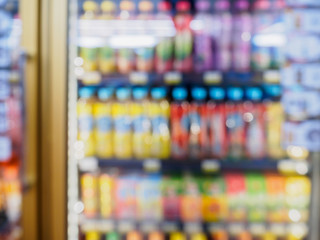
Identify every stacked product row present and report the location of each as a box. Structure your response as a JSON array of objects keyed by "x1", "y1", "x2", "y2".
[
  {"x1": 79, "y1": 0, "x2": 285, "y2": 74},
  {"x1": 77, "y1": 86, "x2": 285, "y2": 160},
  {"x1": 81, "y1": 171, "x2": 310, "y2": 223}
]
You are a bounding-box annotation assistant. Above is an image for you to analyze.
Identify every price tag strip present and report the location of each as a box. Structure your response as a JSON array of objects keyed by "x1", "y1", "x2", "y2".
[
  {"x1": 78, "y1": 157, "x2": 99, "y2": 172},
  {"x1": 129, "y1": 72, "x2": 148, "y2": 85},
  {"x1": 203, "y1": 71, "x2": 222, "y2": 85},
  {"x1": 164, "y1": 72, "x2": 182, "y2": 85}
]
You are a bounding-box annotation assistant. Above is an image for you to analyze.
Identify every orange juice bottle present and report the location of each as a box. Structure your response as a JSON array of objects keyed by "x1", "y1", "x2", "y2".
[{"x1": 81, "y1": 173, "x2": 98, "y2": 218}]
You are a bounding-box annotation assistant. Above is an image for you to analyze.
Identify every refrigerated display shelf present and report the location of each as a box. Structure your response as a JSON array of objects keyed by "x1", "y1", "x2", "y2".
[
  {"x1": 77, "y1": 70, "x2": 281, "y2": 88},
  {"x1": 78, "y1": 158, "x2": 309, "y2": 175},
  {"x1": 79, "y1": 218, "x2": 308, "y2": 236}
]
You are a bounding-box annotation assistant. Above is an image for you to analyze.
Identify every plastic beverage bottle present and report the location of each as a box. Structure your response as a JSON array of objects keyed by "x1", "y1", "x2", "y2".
[
  {"x1": 191, "y1": 233, "x2": 207, "y2": 240},
  {"x1": 136, "y1": 1, "x2": 155, "y2": 72},
  {"x1": 86, "y1": 231, "x2": 100, "y2": 240},
  {"x1": 212, "y1": 230, "x2": 228, "y2": 240},
  {"x1": 213, "y1": 0, "x2": 232, "y2": 71},
  {"x1": 99, "y1": 1, "x2": 117, "y2": 74},
  {"x1": 93, "y1": 88, "x2": 114, "y2": 158},
  {"x1": 155, "y1": 1, "x2": 174, "y2": 73},
  {"x1": 171, "y1": 87, "x2": 189, "y2": 159},
  {"x1": 99, "y1": 173, "x2": 114, "y2": 218},
  {"x1": 106, "y1": 232, "x2": 120, "y2": 240},
  {"x1": 81, "y1": 173, "x2": 98, "y2": 218},
  {"x1": 112, "y1": 88, "x2": 132, "y2": 159},
  {"x1": 149, "y1": 87, "x2": 170, "y2": 159},
  {"x1": 170, "y1": 232, "x2": 186, "y2": 240},
  {"x1": 127, "y1": 231, "x2": 143, "y2": 240},
  {"x1": 0, "y1": 97, "x2": 12, "y2": 162},
  {"x1": 131, "y1": 87, "x2": 151, "y2": 159},
  {"x1": 207, "y1": 87, "x2": 227, "y2": 159},
  {"x1": 117, "y1": 0, "x2": 136, "y2": 74},
  {"x1": 174, "y1": 1, "x2": 193, "y2": 72},
  {"x1": 149, "y1": 232, "x2": 164, "y2": 240},
  {"x1": 226, "y1": 88, "x2": 245, "y2": 160},
  {"x1": 251, "y1": 0, "x2": 273, "y2": 70},
  {"x1": 244, "y1": 87, "x2": 266, "y2": 159},
  {"x1": 265, "y1": 85, "x2": 285, "y2": 159},
  {"x1": 77, "y1": 87, "x2": 95, "y2": 157},
  {"x1": 232, "y1": 0, "x2": 252, "y2": 72},
  {"x1": 193, "y1": 0, "x2": 215, "y2": 72},
  {"x1": 80, "y1": 1, "x2": 99, "y2": 71},
  {"x1": 162, "y1": 175, "x2": 181, "y2": 220},
  {"x1": 189, "y1": 87, "x2": 208, "y2": 159}
]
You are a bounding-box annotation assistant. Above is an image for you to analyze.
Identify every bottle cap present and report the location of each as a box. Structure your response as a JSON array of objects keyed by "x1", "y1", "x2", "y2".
[
  {"x1": 254, "y1": 0, "x2": 271, "y2": 10},
  {"x1": 79, "y1": 87, "x2": 95, "y2": 99},
  {"x1": 274, "y1": 0, "x2": 286, "y2": 9},
  {"x1": 176, "y1": 1, "x2": 191, "y2": 12},
  {"x1": 227, "y1": 87, "x2": 244, "y2": 101},
  {"x1": 214, "y1": 0, "x2": 230, "y2": 11},
  {"x1": 172, "y1": 87, "x2": 188, "y2": 100},
  {"x1": 151, "y1": 87, "x2": 167, "y2": 99},
  {"x1": 120, "y1": 0, "x2": 135, "y2": 11},
  {"x1": 139, "y1": 0, "x2": 154, "y2": 12},
  {"x1": 116, "y1": 88, "x2": 131, "y2": 100},
  {"x1": 83, "y1": 1, "x2": 98, "y2": 11},
  {"x1": 246, "y1": 87, "x2": 263, "y2": 101},
  {"x1": 98, "y1": 88, "x2": 113, "y2": 100},
  {"x1": 196, "y1": 0, "x2": 210, "y2": 11},
  {"x1": 101, "y1": 1, "x2": 116, "y2": 12},
  {"x1": 157, "y1": 1, "x2": 172, "y2": 11},
  {"x1": 133, "y1": 87, "x2": 148, "y2": 100},
  {"x1": 191, "y1": 87, "x2": 207, "y2": 100},
  {"x1": 209, "y1": 87, "x2": 225, "y2": 100},
  {"x1": 107, "y1": 232, "x2": 120, "y2": 240},
  {"x1": 265, "y1": 85, "x2": 282, "y2": 98},
  {"x1": 234, "y1": 0, "x2": 249, "y2": 10}
]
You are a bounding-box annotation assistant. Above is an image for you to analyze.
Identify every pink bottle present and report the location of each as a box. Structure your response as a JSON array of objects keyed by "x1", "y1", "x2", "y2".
[{"x1": 232, "y1": 0, "x2": 252, "y2": 72}]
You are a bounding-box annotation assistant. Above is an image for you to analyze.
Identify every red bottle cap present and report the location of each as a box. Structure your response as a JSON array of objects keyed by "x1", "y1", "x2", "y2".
[
  {"x1": 254, "y1": 0, "x2": 271, "y2": 10},
  {"x1": 176, "y1": 1, "x2": 191, "y2": 12},
  {"x1": 158, "y1": 1, "x2": 172, "y2": 11}
]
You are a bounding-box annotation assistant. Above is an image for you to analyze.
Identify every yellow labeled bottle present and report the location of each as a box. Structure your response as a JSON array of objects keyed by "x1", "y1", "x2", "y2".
[
  {"x1": 93, "y1": 88, "x2": 114, "y2": 158},
  {"x1": 99, "y1": 173, "x2": 114, "y2": 218},
  {"x1": 149, "y1": 87, "x2": 170, "y2": 159},
  {"x1": 77, "y1": 87, "x2": 95, "y2": 157},
  {"x1": 112, "y1": 88, "x2": 132, "y2": 159}
]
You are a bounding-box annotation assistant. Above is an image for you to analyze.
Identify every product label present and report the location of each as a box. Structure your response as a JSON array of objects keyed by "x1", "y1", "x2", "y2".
[
  {"x1": 114, "y1": 117, "x2": 131, "y2": 133},
  {"x1": 78, "y1": 116, "x2": 94, "y2": 132},
  {"x1": 0, "y1": 136, "x2": 11, "y2": 161},
  {"x1": 116, "y1": 176, "x2": 137, "y2": 220},
  {"x1": 96, "y1": 116, "x2": 112, "y2": 132}
]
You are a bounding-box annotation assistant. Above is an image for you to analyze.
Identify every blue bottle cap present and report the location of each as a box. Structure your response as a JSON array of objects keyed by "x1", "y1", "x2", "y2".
[
  {"x1": 133, "y1": 87, "x2": 148, "y2": 100},
  {"x1": 116, "y1": 87, "x2": 131, "y2": 100},
  {"x1": 265, "y1": 85, "x2": 282, "y2": 98},
  {"x1": 191, "y1": 87, "x2": 207, "y2": 100},
  {"x1": 79, "y1": 87, "x2": 95, "y2": 99},
  {"x1": 209, "y1": 87, "x2": 225, "y2": 100},
  {"x1": 246, "y1": 87, "x2": 263, "y2": 101},
  {"x1": 98, "y1": 87, "x2": 113, "y2": 100},
  {"x1": 227, "y1": 87, "x2": 244, "y2": 101},
  {"x1": 172, "y1": 87, "x2": 188, "y2": 101},
  {"x1": 151, "y1": 87, "x2": 167, "y2": 100}
]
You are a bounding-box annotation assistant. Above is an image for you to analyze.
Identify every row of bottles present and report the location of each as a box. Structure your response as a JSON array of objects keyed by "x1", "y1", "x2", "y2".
[
  {"x1": 79, "y1": 0, "x2": 285, "y2": 74},
  {"x1": 77, "y1": 86, "x2": 285, "y2": 160},
  {"x1": 81, "y1": 171, "x2": 310, "y2": 223},
  {"x1": 84, "y1": 228, "x2": 308, "y2": 240}
]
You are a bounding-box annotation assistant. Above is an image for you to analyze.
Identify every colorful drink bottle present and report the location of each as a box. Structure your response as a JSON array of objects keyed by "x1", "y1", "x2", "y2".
[
  {"x1": 136, "y1": 1, "x2": 155, "y2": 72},
  {"x1": 86, "y1": 231, "x2": 100, "y2": 240},
  {"x1": 93, "y1": 88, "x2": 114, "y2": 158},
  {"x1": 174, "y1": 1, "x2": 193, "y2": 72},
  {"x1": 131, "y1": 87, "x2": 151, "y2": 159},
  {"x1": 170, "y1": 232, "x2": 186, "y2": 240},
  {"x1": 251, "y1": 0, "x2": 273, "y2": 70},
  {"x1": 265, "y1": 174, "x2": 286, "y2": 222},
  {"x1": 193, "y1": 0, "x2": 215, "y2": 72},
  {"x1": 149, "y1": 87, "x2": 170, "y2": 159},
  {"x1": 80, "y1": 1, "x2": 99, "y2": 71},
  {"x1": 127, "y1": 231, "x2": 143, "y2": 240},
  {"x1": 244, "y1": 87, "x2": 266, "y2": 159},
  {"x1": 136, "y1": 174, "x2": 162, "y2": 221},
  {"x1": 117, "y1": 0, "x2": 136, "y2": 74},
  {"x1": 232, "y1": 0, "x2": 252, "y2": 72},
  {"x1": 162, "y1": 175, "x2": 181, "y2": 220},
  {"x1": 207, "y1": 87, "x2": 227, "y2": 159},
  {"x1": 226, "y1": 88, "x2": 245, "y2": 160},
  {"x1": 155, "y1": 1, "x2": 174, "y2": 73},
  {"x1": 265, "y1": 84, "x2": 285, "y2": 159},
  {"x1": 149, "y1": 232, "x2": 164, "y2": 240},
  {"x1": 77, "y1": 87, "x2": 95, "y2": 157},
  {"x1": 81, "y1": 173, "x2": 98, "y2": 218},
  {"x1": 191, "y1": 233, "x2": 207, "y2": 240},
  {"x1": 202, "y1": 175, "x2": 227, "y2": 222},
  {"x1": 115, "y1": 173, "x2": 137, "y2": 219},
  {"x1": 180, "y1": 174, "x2": 202, "y2": 221},
  {"x1": 189, "y1": 87, "x2": 208, "y2": 159},
  {"x1": 99, "y1": 1, "x2": 117, "y2": 74},
  {"x1": 212, "y1": 229, "x2": 228, "y2": 240},
  {"x1": 99, "y1": 173, "x2": 114, "y2": 218},
  {"x1": 171, "y1": 87, "x2": 189, "y2": 159},
  {"x1": 106, "y1": 232, "x2": 120, "y2": 240},
  {"x1": 113, "y1": 88, "x2": 132, "y2": 159},
  {"x1": 213, "y1": 0, "x2": 232, "y2": 71},
  {"x1": 246, "y1": 173, "x2": 267, "y2": 222},
  {"x1": 225, "y1": 173, "x2": 247, "y2": 222}
]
